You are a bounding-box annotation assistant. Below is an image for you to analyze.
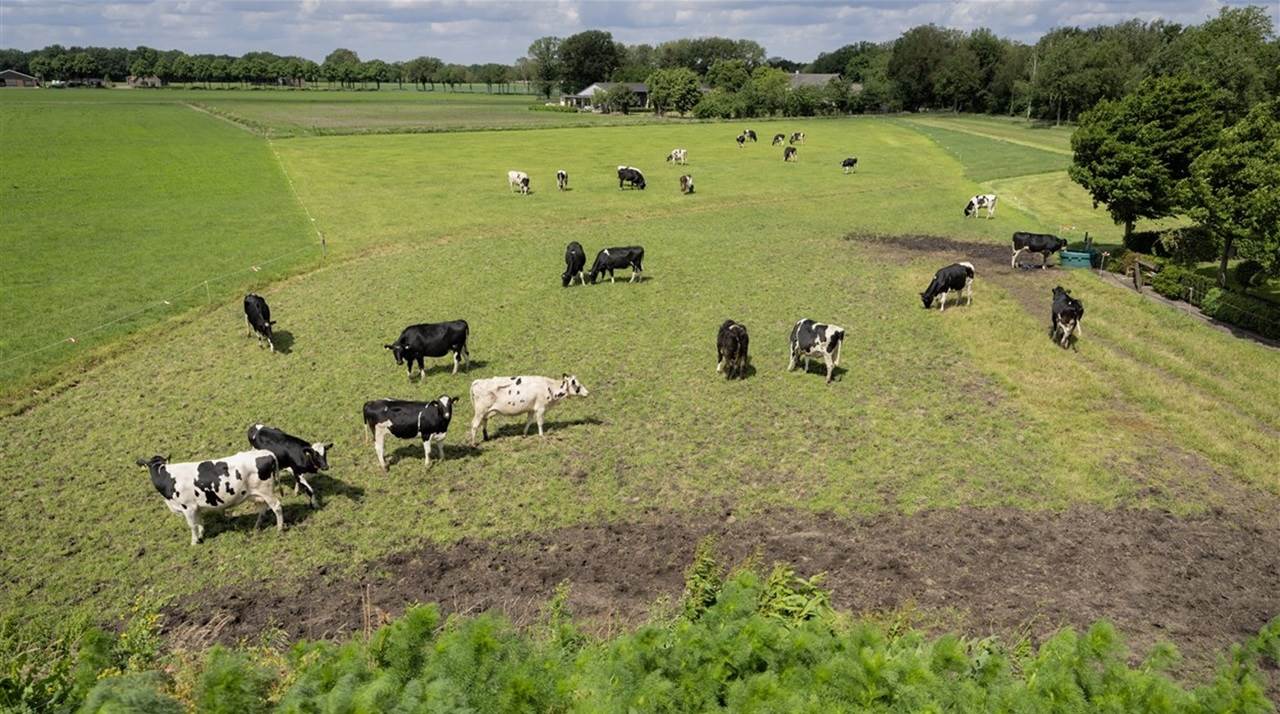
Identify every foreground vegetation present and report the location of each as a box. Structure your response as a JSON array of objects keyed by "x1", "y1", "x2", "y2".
[{"x1": 5, "y1": 549, "x2": 1278, "y2": 713}]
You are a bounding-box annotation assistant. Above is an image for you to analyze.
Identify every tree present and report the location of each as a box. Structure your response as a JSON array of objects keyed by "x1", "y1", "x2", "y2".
[
  {"x1": 598, "y1": 83, "x2": 635, "y2": 113},
  {"x1": 646, "y1": 67, "x2": 701, "y2": 115},
  {"x1": 614, "y1": 43, "x2": 656, "y2": 82},
  {"x1": 705, "y1": 59, "x2": 750, "y2": 92},
  {"x1": 767, "y1": 56, "x2": 804, "y2": 72},
  {"x1": 558, "y1": 30, "x2": 622, "y2": 94},
  {"x1": 323, "y1": 48, "x2": 360, "y2": 88},
  {"x1": 933, "y1": 45, "x2": 980, "y2": 111},
  {"x1": 743, "y1": 66, "x2": 790, "y2": 116},
  {"x1": 887, "y1": 25, "x2": 953, "y2": 110},
  {"x1": 68, "y1": 52, "x2": 99, "y2": 80},
  {"x1": 656, "y1": 37, "x2": 764, "y2": 75},
  {"x1": 1189, "y1": 100, "x2": 1280, "y2": 285},
  {"x1": 1151, "y1": 6, "x2": 1275, "y2": 119},
  {"x1": 526, "y1": 36, "x2": 562, "y2": 99},
  {"x1": 363, "y1": 59, "x2": 389, "y2": 89},
  {"x1": 1070, "y1": 74, "x2": 1230, "y2": 242}
]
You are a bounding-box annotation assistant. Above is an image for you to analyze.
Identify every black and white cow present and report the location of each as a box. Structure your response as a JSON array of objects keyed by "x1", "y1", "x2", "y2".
[
  {"x1": 736, "y1": 133, "x2": 747, "y2": 148},
  {"x1": 788, "y1": 319, "x2": 845, "y2": 383},
  {"x1": 666, "y1": 148, "x2": 688, "y2": 165},
  {"x1": 243, "y1": 294, "x2": 275, "y2": 352},
  {"x1": 790, "y1": 131, "x2": 805, "y2": 144},
  {"x1": 772, "y1": 133, "x2": 786, "y2": 146},
  {"x1": 680, "y1": 174, "x2": 695, "y2": 194},
  {"x1": 556, "y1": 169, "x2": 569, "y2": 191},
  {"x1": 1050, "y1": 286, "x2": 1085, "y2": 349},
  {"x1": 745, "y1": 129, "x2": 758, "y2": 142},
  {"x1": 587, "y1": 246, "x2": 644, "y2": 284},
  {"x1": 246, "y1": 424, "x2": 333, "y2": 508},
  {"x1": 964, "y1": 193, "x2": 997, "y2": 219},
  {"x1": 384, "y1": 321, "x2": 470, "y2": 378},
  {"x1": 136, "y1": 451, "x2": 282, "y2": 545},
  {"x1": 617, "y1": 166, "x2": 646, "y2": 190},
  {"x1": 563, "y1": 241, "x2": 587, "y2": 287},
  {"x1": 716, "y1": 320, "x2": 750, "y2": 379},
  {"x1": 783, "y1": 146, "x2": 798, "y2": 162},
  {"x1": 841, "y1": 157, "x2": 858, "y2": 174},
  {"x1": 508, "y1": 170, "x2": 530, "y2": 195},
  {"x1": 1011, "y1": 232, "x2": 1068, "y2": 269},
  {"x1": 920, "y1": 262, "x2": 975, "y2": 311},
  {"x1": 362, "y1": 396, "x2": 456, "y2": 470}
]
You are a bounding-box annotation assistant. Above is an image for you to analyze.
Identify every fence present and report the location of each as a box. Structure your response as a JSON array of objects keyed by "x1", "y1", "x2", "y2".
[{"x1": 1147, "y1": 266, "x2": 1280, "y2": 340}]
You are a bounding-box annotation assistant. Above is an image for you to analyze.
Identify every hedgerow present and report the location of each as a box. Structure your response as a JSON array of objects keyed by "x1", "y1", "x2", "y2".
[{"x1": 5, "y1": 548, "x2": 1277, "y2": 712}]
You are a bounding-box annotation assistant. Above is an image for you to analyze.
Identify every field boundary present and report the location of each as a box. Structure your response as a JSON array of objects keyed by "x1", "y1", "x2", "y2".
[
  {"x1": 181, "y1": 101, "x2": 258, "y2": 135},
  {"x1": 899, "y1": 117, "x2": 1073, "y2": 156}
]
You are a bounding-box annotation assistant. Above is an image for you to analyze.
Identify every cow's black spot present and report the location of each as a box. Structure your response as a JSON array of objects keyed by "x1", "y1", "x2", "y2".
[
  {"x1": 256, "y1": 455, "x2": 275, "y2": 480},
  {"x1": 195, "y1": 461, "x2": 229, "y2": 507},
  {"x1": 149, "y1": 465, "x2": 178, "y2": 500},
  {"x1": 515, "y1": 378, "x2": 521, "y2": 385}
]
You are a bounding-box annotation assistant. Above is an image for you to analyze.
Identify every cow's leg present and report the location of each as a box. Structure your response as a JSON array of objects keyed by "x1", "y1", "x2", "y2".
[
  {"x1": 452, "y1": 350, "x2": 460, "y2": 374},
  {"x1": 535, "y1": 408, "x2": 546, "y2": 437},
  {"x1": 787, "y1": 349, "x2": 797, "y2": 372},
  {"x1": 417, "y1": 357, "x2": 426, "y2": 378},
  {"x1": 1041, "y1": 253, "x2": 1048, "y2": 270},
  {"x1": 524, "y1": 413, "x2": 534, "y2": 435},
  {"x1": 184, "y1": 509, "x2": 201, "y2": 545},
  {"x1": 966, "y1": 278, "x2": 974, "y2": 306},
  {"x1": 262, "y1": 493, "x2": 284, "y2": 532},
  {"x1": 610, "y1": 271, "x2": 615, "y2": 284},
  {"x1": 406, "y1": 361, "x2": 413, "y2": 379},
  {"x1": 939, "y1": 292, "x2": 947, "y2": 312},
  {"x1": 436, "y1": 438, "x2": 445, "y2": 461},
  {"x1": 823, "y1": 353, "x2": 835, "y2": 383},
  {"x1": 803, "y1": 355, "x2": 811, "y2": 372},
  {"x1": 423, "y1": 438, "x2": 432, "y2": 467},
  {"x1": 717, "y1": 351, "x2": 725, "y2": 374},
  {"x1": 470, "y1": 412, "x2": 485, "y2": 445},
  {"x1": 297, "y1": 475, "x2": 317, "y2": 508},
  {"x1": 267, "y1": 335, "x2": 274, "y2": 353},
  {"x1": 374, "y1": 423, "x2": 389, "y2": 472}
]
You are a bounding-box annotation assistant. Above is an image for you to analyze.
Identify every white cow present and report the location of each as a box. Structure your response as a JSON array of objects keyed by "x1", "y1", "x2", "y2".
[
  {"x1": 469, "y1": 374, "x2": 589, "y2": 445},
  {"x1": 556, "y1": 169, "x2": 569, "y2": 191},
  {"x1": 135, "y1": 450, "x2": 282, "y2": 545},
  {"x1": 508, "y1": 170, "x2": 530, "y2": 195},
  {"x1": 964, "y1": 193, "x2": 997, "y2": 219},
  {"x1": 666, "y1": 148, "x2": 688, "y2": 165}
]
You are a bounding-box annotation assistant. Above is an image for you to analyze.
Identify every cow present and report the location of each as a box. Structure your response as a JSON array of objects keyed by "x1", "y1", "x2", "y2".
[
  {"x1": 587, "y1": 246, "x2": 644, "y2": 284},
  {"x1": 135, "y1": 450, "x2": 282, "y2": 545},
  {"x1": 562, "y1": 241, "x2": 587, "y2": 287},
  {"x1": 788, "y1": 319, "x2": 845, "y2": 384},
  {"x1": 556, "y1": 169, "x2": 569, "y2": 191},
  {"x1": 362, "y1": 396, "x2": 456, "y2": 470},
  {"x1": 716, "y1": 320, "x2": 750, "y2": 379},
  {"x1": 745, "y1": 129, "x2": 758, "y2": 142},
  {"x1": 246, "y1": 424, "x2": 333, "y2": 508},
  {"x1": 783, "y1": 146, "x2": 798, "y2": 162},
  {"x1": 1011, "y1": 232, "x2": 1069, "y2": 269},
  {"x1": 243, "y1": 294, "x2": 275, "y2": 352},
  {"x1": 617, "y1": 166, "x2": 646, "y2": 190},
  {"x1": 1050, "y1": 286, "x2": 1085, "y2": 349},
  {"x1": 736, "y1": 133, "x2": 746, "y2": 148},
  {"x1": 841, "y1": 157, "x2": 858, "y2": 174},
  {"x1": 790, "y1": 131, "x2": 805, "y2": 144},
  {"x1": 468, "y1": 374, "x2": 589, "y2": 445},
  {"x1": 508, "y1": 170, "x2": 530, "y2": 195},
  {"x1": 680, "y1": 174, "x2": 695, "y2": 194},
  {"x1": 772, "y1": 133, "x2": 786, "y2": 146},
  {"x1": 920, "y1": 262, "x2": 975, "y2": 311},
  {"x1": 666, "y1": 148, "x2": 688, "y2": 165},
  {"x1": 384, "y1": 321, "x2": 470, "y2": 378},
  {"x1": 964, "y1": 194, "x2": 997, "y2": 219}
]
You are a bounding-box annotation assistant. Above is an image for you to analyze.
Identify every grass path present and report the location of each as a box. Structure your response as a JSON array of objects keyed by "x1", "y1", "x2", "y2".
[{"x1": 900, "y1": 115, "x2": 1074, "y2": 155}]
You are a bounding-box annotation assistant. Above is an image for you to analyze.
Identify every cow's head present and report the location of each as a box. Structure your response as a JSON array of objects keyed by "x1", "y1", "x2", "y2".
[
  {"x1": 384, "y1": 343, "x2": 405, "y2": 365},
  {"x1": 135, "y1": 454, "x2": 170, "y2": 468},
  {"x1": 305, "y1": 442, "x2": 334, "y2": 471},
  {"x1": 963, "y1": 200, "x2": 976, "y2": 217},
  {"x1": 556, "y1": 374, "x2": 588, "y2": 399},
  {"x1": 521, "y1": 177, "x2": 530, "y2": 190},
  {"x1": 435, "y1": 395, "x2": 456, "y2": 419},
  {"x1": 920, "y1": 291, "x2": 934, "y2": 309}
]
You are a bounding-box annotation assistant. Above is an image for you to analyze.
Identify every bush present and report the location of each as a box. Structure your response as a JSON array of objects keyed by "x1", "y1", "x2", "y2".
[
  {"x1": 1156, "y1": 225, "x2": 1218, "y2": 264},
  {"x1": 1124, "y1": 229, "x2": 1161, "y2": 253},
  {"x1": 1236, "y1": 260, "x2": 1266, "y2": 289},
  {"x1": 1150, "y1": 264, "x2": 1189, "y2": 299},
  {"x1": 1200, "y1": 288, "x2": 1280, "y2": 338},
  {"x1": 76, "y1": 671, "x2": 183, "y2": 714},
  {"x1": 195, "y1": 646, "x2": 276, "y2": 714},
  {"x1": 528, "y1": 103, "x2": 578, "y2": 113}
]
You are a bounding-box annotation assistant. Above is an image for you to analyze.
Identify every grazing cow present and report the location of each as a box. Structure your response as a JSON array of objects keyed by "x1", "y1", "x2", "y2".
[
  {"x1": 508, "y1": 170, "x2": 530, "y2": 195},
  {"x1": 1011, "y1": 232, "x2": 1069, "y2": 269},
  {"x1": 617, "y1": 165, "x2": 646, "y2": 190},
  {"x1": 680, "y1": 174, "x2": 695, "y2": 194},
  {"x1": 736, "y1": 133, "x2": 746, "y2": 148},
  {"x1": 841, "y1": 157, "x2": 858, "y2": 174},
  {"x1": 963, "y1": 193, "x2": 998, "y2": 219},
  {"x1": 556, "y1": 169, "x2": 569, "y2": 191},
  {"x1": 246, "y1": 424, "x2": 333, "y2": 508},
  {"x1": 788, "y1": 319, "x2": 845, "y2": 384},
  {"x1": 920, "y1": 262, "x2": 975, "y2": 311},
  {"x1": 563, "y1": 241, "x2": 587, "y2": 287},
  {"x1": 790, "y1": 131, "x2": 805, "y2": 144},
  {"x1": 135, "y1": 451, "x2": 282, "y2": 545},
  {"x1": 745, "y1": 129, "x2": 758, "y2": 142},
  {"x1": 783, "y1": 146, "x2": 798, "y2": 162},
  {"x1": 384, "y1": 320, "x2": 470, "y2": 377},
  {"x1": 772, "y1": 133, "x2": 786, "y2": 146},
  {"x1": 1050, "y1": 286, "x2": 1085, "y2": 349},
  {"x1": 587, "y1": 246, "x2": 644, "y2": 284},
  {"x1": 716, "y1": 320, "x2": 750, "y2": 379},
  {"x1": 666, "y1": 148, "x2": 688, "y2": 165},
  {"x1": 243, "y1": 294, "x2": 275, "y2": 352},
  {"x1": 468, "y1": 374, "x2": 589, "y2": 444},
  {"x1": 362, "y1": 396, "x2": 456, "y2": 470}
]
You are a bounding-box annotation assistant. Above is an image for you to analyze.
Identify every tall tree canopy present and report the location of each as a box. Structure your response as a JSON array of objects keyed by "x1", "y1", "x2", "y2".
[
  {"x1": 558, "y1": 30, "x2": 622, "y2": 93},
  {"x1": 526, "y1": 36, "x2": 561, "y2": 99}
]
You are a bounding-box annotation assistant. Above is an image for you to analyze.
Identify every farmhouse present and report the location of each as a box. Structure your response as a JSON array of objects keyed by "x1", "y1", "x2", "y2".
[
  {"x1": 0, "y1": 69, "x2": 38, "y2": 88},
  {"x1": 561, "y1": 82, "x2": 650, "y2": 110},
  {"x1": 127, "y1": 74, "x2": 165, "y2": 88}
]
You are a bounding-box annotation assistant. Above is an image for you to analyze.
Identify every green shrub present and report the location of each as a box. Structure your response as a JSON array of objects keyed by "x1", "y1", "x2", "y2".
[
  {"x1": 1156, "y1": 225, "x2": 1218, "y2": 264},
  {"x1": 1150, "y1": 264, "x2": 1189, "y2": 300},
  {"x1": 1236, "y1": 260, "x2": 1266, "y2": 289},
  {"x1": 1125, "y1": 229, "x2": 1161, "y2": 253},
  {"x1": 76, "y1": 671, "x2": 183, "y2": 714},
  {"x1": 194, "y1": 646, "x2": 276, "y2": 714},
  {"x1": 528, "y1": 103, "x2": 579, "y2": 113}
]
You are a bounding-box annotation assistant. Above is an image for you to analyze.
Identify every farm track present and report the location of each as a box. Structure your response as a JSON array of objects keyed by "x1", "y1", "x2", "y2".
[{"x1": 165, "y1": 505, "x2": 1280, "y2": 684}]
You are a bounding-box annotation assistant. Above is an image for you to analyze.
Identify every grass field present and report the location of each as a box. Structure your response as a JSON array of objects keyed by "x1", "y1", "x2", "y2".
[{"x1": 2, "y1": 94, "x2": 1277, "y2": 682}]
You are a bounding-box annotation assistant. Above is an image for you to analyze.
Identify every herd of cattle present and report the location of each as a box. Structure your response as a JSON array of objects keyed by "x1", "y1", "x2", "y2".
[{"x1": 145, "y1": 131, "x2": 1088, "y2": 545}]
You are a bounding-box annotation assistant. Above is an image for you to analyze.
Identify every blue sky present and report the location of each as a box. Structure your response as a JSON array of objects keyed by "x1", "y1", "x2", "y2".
[{"x1": 0, "y1": 1, "x2": 1270, "y2": 64}]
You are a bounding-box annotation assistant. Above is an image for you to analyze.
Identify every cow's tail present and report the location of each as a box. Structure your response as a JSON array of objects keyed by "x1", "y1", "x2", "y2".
[
  {"x1": 635, "y1": 248, "x2": 644, "y2": 272},
  {"x1": 831, "y1": 331, "x2": 845, "y2": 367}
]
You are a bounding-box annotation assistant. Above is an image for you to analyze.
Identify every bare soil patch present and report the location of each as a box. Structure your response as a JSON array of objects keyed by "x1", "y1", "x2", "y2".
[{"x1": 165, "y1": 506, "x2": 1279, "y2": 683}]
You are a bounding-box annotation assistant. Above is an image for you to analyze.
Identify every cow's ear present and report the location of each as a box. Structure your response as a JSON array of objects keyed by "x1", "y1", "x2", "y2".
[
  {"x1": 324, "y1": 442, "x2": 335, "y2": 451},
  {"x1": 562, "y1": 373, "x2": 569, "y2": 379},
  {"x1": 384, "y1": 344, "x2": 394, "y2": 350},
  {"x1": 135, "y1": 457, "x2": 148, "y2": 467}
]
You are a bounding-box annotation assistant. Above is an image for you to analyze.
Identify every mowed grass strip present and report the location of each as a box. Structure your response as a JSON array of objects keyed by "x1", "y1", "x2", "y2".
[
  {"x1": 897, "y1": 119, "x2": 1070, "y2": 182},
  {"x1": 0, "y1": 98, "x2": 315, "y2": 389},
  {"x1": 901, "y1": 114, "x2": 1075, "y2": 155}
]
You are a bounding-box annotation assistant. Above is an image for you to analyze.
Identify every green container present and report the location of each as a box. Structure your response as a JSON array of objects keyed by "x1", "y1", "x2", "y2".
[{"x1": 1060, "y1": 250, "x2": 1093, "y2": 269}]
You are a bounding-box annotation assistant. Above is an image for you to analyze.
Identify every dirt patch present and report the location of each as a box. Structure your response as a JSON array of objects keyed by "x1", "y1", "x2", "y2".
[{"x1": 165, "y1": 506, "x2": 1279, "y2": 683}]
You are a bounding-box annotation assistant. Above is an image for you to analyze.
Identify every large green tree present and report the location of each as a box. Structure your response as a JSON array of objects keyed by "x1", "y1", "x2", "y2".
[
  {"x1": 887, "y1": 25, "x2": 953, "y2": 110},
  {"x1": 1070, "y1": 74, "x2": 1230, "y2": 241},
  {"x1": 526, "y1": 36, "x2": 561, "y2": 99},
  {"x1": 646, "y1": 67, "x2": 701, "y2": 115},
  {"x1": 1189, "y1": 100, "x2": 1280, "y2": 285},
  {"x1": 558, "y1": 30, "x2": 621, "y2": 94}
]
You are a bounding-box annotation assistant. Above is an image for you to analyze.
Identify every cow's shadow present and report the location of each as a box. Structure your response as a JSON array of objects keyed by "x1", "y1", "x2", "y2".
[
  {"x1": 272, "y1": 330, "x2": 295, "y2": 354},
  {"x1": 411, "y1": 359, "x2": 490, "y2": 380},
  {"x1": 203, "y1": 501, "x2": 319, "y2": 541},
  {"x1": 387, "y1": 442, "x2": 482, "y2": 465},
  {"x1": 793, "y1": 362, "x2": 847, "y2": 382},
  {"x1": 306, "y1": 471, "x2": 365, "y2": 505},
  {"x1": 483, "y1": 416, "x2": 604, "y2": 441},
  {"x1": 720, "y1": 363, "x2": 758, "y2": 381}
]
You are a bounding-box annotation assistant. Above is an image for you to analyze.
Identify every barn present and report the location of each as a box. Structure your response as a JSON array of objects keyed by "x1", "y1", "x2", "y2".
[
  {"x1": 1, "y1": 69, "x2": 39, "y2": 88},
  {"x1": 560, "y1": 82, "x2": 650, "y2": 110}
]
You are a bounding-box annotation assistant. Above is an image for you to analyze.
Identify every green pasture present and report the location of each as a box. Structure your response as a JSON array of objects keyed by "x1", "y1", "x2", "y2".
[
  {"x1": 900, "y1": 114, "x2": 1074, "y2": 155},
  {"x1": 896, "y1": 118, "x2": 1070, "y2": 182},
  {"x1": 1, "y1": 103, "x2": 1277, "y2": 631}
]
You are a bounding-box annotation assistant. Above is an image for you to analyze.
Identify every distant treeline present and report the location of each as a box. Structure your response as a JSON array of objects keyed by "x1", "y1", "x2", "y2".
[{"x1": 2, "y1": 5, "x2": 1275, "y2": 120}]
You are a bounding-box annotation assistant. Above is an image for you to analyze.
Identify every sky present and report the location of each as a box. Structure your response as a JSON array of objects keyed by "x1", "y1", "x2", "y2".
[{"x1": 0, "y1": 0, "x2": 1271, "y2": 65}]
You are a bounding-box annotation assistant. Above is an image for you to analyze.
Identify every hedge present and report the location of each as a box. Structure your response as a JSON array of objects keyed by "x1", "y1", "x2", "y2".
[{"x1": 1149, "y1": 266, "x2": 1280, "y2": 339}]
